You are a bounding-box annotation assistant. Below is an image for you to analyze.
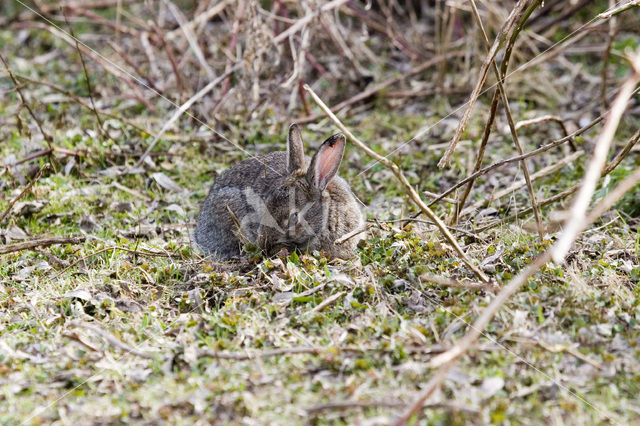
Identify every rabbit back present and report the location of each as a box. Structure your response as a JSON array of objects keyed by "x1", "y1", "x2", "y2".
[{"x1": 194, "y1": 152, "x2": 288, "y2": 258}]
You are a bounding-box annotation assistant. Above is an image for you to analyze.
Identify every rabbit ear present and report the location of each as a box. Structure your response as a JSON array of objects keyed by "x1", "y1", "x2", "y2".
[
  {"x1": 287, "y1": 123, "x2": 305, "y2": 173},
  {"x1": 307, "y1": 133, "x2": 346, "y2": 191}
]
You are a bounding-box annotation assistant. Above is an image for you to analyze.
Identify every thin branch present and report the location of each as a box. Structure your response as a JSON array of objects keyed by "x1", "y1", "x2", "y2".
[
  {"x1": 71, "y1": 321, "x2": 154, "y2": 359},
  {"x1": 0, "y1": 165, "x2": 49, "y2": 223},
  {"x1": 438, "y1": 0, "x2": 530, "y2": 168},
  {"x1": 296, "y1": 52, "x2": 463, "y2": 124},
  {"x1": 305, "y1": 291, "x2": 346, "y2": 314},
  {"x1": 304, "y1": 85, "x2": 489, "y2": 283},
  {"x1": 0, "y1": 236, "x2": 86, "y2": 255},
  {"x1": 474, "y1": 126, "x2": 638, "y2": 232},
  {"x1": 334, "y1": 225, "x2": 368, "y2": 245},
  {"x1": 597, "y1": 0, "x2": 640, "y2": 19},
  {"x1": 515, "y1": 115, "x2": 577, "y2": 151},
  {"x1": 461, "y1": 150, "x2": 584, "y2": 217},
  {"x1": 420, "y1": 274, "x2": 499, "y2": 293},
  {"x1": 0, "y1": 53, "x2": 53, "y2": 147},
  {"x1": 552, "y1": 51, "x2": 640, "y2": 262},
  {"x1": 463, "y1": 0, "x2": 544, "y2": 240},
  {"x1": 397, "y1": 71, "x2": 640, "y2": 423},
  {"x1": 429, "y1": 115, "x2": 604, "y2": 207},
  {"x1": 475, "y1": 185, "x2": 579, "y2": 233},
  {"x1": 64, "y1": 11, "x2": 110, "y2": 141}
]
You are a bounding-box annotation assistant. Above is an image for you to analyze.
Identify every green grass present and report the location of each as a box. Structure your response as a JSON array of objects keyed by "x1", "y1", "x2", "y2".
[{"x1": 2, "y1": 10, "x2": 640, "y2": 424}]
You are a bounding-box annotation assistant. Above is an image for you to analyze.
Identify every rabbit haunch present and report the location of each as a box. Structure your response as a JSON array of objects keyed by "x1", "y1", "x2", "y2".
[{"x1": 195, "y1": 124, "x2": 364, "y2": 260}]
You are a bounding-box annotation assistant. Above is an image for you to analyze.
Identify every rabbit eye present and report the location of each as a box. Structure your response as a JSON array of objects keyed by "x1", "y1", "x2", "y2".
[{"x1": 289, "y1": 212, "x2": 299, "y2": 224}]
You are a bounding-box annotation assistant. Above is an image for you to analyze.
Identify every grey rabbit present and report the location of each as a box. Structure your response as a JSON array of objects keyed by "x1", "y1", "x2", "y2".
[{"x1": 195, "y1": 123, "x2": 364, "y2": 260}]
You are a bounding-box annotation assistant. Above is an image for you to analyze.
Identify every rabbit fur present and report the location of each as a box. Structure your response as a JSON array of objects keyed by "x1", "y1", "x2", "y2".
[{"x1": 195, "y1": 124, "x2": 364, "y2": 260}]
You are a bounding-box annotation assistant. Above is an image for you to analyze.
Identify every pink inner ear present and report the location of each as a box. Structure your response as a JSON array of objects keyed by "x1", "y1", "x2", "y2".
[{"x1": 317, "y1": 143, "x2": 342, "y2": 186}]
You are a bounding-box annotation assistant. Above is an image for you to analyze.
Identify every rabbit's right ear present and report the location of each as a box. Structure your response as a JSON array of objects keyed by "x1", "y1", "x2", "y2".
[
  {"x1": 306, "y1": 133, "x2": 346, "y2": 191},
  {"x1": 287, "y1": 123, "x2": 305, "y2": 173}
]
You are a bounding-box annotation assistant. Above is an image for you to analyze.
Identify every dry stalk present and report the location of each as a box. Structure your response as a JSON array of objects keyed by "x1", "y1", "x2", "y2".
[
  {"x1": 164, "y1": 0, "x2": 215, "y2": 79},
  {"x1": 71, "y1": 321, "x2": 154, "y2": 359},
  {"x1": 603, "y1": 128, "x2": 640, "y2": 175},
  {"x1": 460, "y1": 0, "x2": 543, "y2": 240},
  {"x1": 420, "y1": 274, "x2": 499, "y2": 293},
  {"x1": 429, "y1": 115, "x2": 604, "y2": 207},
  {"x1": 334, "y1": 225, "x2": 368, "y2": 245},
  {"x1": 270, "y1": 0, "x2": 350, "y2": 47},
  {"x1": 296, "y1": 52, "x2": 463, "y2": 124},
  {"x1": 461, "y1": 150, "x2": 584, "y2": 217},
  {"x1": 600, "y1": 0, "x2": 618, "y2": 109},
  {"x1": 515, "y1": 115, "x2": 577, "y2": 151},
  {"x1": 597, "y1": 0, "x2": 640, "y2": 19},
  {"x1": 438, "y1": 0, "x2": 530, "y2": 168},
  {"x1": 165, "y1": 0, "x2": 234, "y2": 41},
  {"x1": 396, "y1": 64, "x2": 640, "y2": 424},
  {"x1": 304, "y1": 84, "x2": 489, "y2": 283},
  {"x1": 305, "y1": 291, "x2": 346, "y2": 315},
  {"x1": 0, "y1": 52, "x2": 53, "y2": 147},
  {"x1": 552, "y1": 50, "x2": 640, "y2": 262},
  {"x1": 0, "y1": 236, "x2": 87, "y2": 255},
  {"x1": 64, "y1": 11, "x2": 111, "y2": 142},
  {"x1": 475, "y1": 125, "x2": 640, "y2": 232},
  {"x1": 0, "y1": 165, "x2": 49, "y2": 224},
  {"x1": 454, "y1": 89, "x2": 499, "y2": 219},
  {"x1": 475, "y1": 186, "x2": 579, "y2": 233}
]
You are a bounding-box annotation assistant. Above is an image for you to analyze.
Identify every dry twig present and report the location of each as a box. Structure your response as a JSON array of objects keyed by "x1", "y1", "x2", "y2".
[
  {"x1": 396, "y1": 55, "x2": 640, "y2": 422},
  {"x1": 296, "y1": 52, "x2": 463, "y2": 124},
  {"x1": 0, "y1": 236, "x2": 86, "y2": 255},
  {"x1": 304, "y1": 85, "x2": 489, "y2": 283},
  {"x1": 438, "y1": 0, "x2": 530, "y2": 168},
  {"x1": 552, "y1": 51, "x2": 640, "y2": 262},
  {"x1": 463, "y1": 0, "x2": 544, "y2": 238},
  {"x1": 71, "y1": 321, "x2": 154, "y2": 359},
  {"x1": 0, "y1": 165, "x2": 49, "y2": 224}
]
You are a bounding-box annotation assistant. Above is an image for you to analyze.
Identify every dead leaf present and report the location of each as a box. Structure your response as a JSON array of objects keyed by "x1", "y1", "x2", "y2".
[{"x1": 151, "y1": 172, "x2": 183, "y2": 192}]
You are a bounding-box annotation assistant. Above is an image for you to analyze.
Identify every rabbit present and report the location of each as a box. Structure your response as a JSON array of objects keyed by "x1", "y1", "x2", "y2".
[{"x1": 194, "y1": 123, "x2": 364, "y2": 260}]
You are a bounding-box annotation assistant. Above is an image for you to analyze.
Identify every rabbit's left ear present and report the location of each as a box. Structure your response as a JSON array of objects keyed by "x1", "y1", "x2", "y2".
[
  {"x1": 287, "y1": 123, "x2": 305, "y2": 173},
  {"x1": 307, "y1": 133, "x2": 346, "y2": 191}
]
